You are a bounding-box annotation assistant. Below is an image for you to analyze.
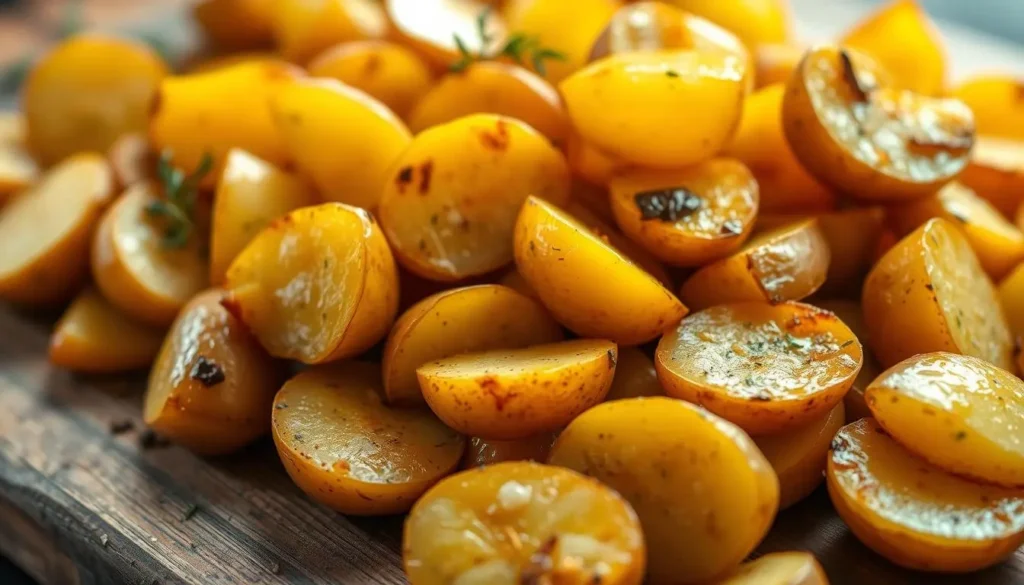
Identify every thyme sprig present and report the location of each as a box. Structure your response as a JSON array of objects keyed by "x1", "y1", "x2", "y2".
[
  {"x1": 450, "y1": 8, "x2": 566, "y2": 77},
  {"x1": 145, "y1": 151, "x2": 213, "y2": 249}
]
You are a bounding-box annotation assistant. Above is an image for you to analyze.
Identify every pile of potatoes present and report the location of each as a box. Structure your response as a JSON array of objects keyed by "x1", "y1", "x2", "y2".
[{"x1": 1, "y1": 0, "x2": 1023, "y2": 583}]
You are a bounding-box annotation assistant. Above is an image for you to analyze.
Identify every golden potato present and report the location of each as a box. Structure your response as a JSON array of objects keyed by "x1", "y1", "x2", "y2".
[
  {"x1": 224, "y1": 203, "x2": 399, "y2": 363},
  {"x1": 753, "y1": 43, "x2": 802, "y2": 90},
  {"x1": 23, "y1": 34, "x2": 168, "y2": 166},
  {"x1": 998, "y1": 263, "x2": 1024, "y2": 344},
  {"x1": 713, "y1": 552, "x2": 828, "y2": 585},
  {"x1": 866, "y1": 352, "x2": 1024, "y2": 488},
  {"x1": 379, "y1": 114, "x2": 570, "y2": 281},
  {"x1": 656, "y1": 302, "x2": 861, "y2": 435},
  {"x1": 828, "y1": 418, "x2": 1024, "y2": 572},
  {"x1": 383, "y1": 284, "x2": 563, "y2": 407},
  {"x1": 270, "y1": 78, "x2": 412, "y2": 209},
  {"x1": 812, "y1": 299, "x2": 882, "y2": 422},
  {"x1": 404, "y1": 462, "x2": 645, "y2": 585},
  {"x1": 0, "y1": 154, "x2": 112, "y2": 305},
  {"x1": 461, "y1": 434, "x2": 556, "y2": 468},
  {"x1": 608, "y1": 159, "x2": 758, "y2": 267},
  {"x1": 953, "y1": 76, "x2": 1024, "y2": 140},
  {"x1": 959, "y1": 135, "x2": 1024, "y2": 218},
  {"x1": 565, "y1": 200, "x2": 673, "y2": 288},
  {"x1": 514, "y1": 197, "x2": 687, "y2": 345},
  {"x1": 273, "y1": 362, "x2": 464, "y2": 514},
  {"x1": 185, "y1": 51, "x2": 282, "y2": 74},
  {"x1": 605, "y1": 347, "x2": 662, "y2": 401},
  {"x1": 782, "y1": 45, "x2": 973, "y2": 202},
  {"x1": 48, "y1": 288, "x2": 165, "y2": 373},
  {"x1": 307, "y1": 40, "x2": 434, "y2": 118},
  {"x1": 660, "y1": 0, "x2": 791, "y2": 49},
  {"x1": 92, "y1": 184, "x2": 209, "y2": 327},
  {"x1": 107, "y1": 133, "x2": 153, "y2": 191},
  {"x1": 193, "y1": 0, "x2": 274, "y2": 50},
  {"x1": 565, "y1": 131, "x2": 628, "y2": 187},
  {"x1": 679, "y1": 219, "x2": 829, "y2": 311},
  {"x1": 272, "y1": 0, "x2": 386, "y2": 64},
  {"x1": 561, "y1": 50, "x2": 745, "y2": 169},
  {"x1": 210, "y1": 149, "x2": 318, "y2": 285},
  {"x1": 496, "y1": 268, "x2": 538, "y2": 300},
  {"x1": 418, "y1": 339, "x2": 616, "y2": 439},
  {"x1": 386, "y1": 0, "x2": 506, "y2": 70},
  {"x1": 549, "y1": 397, "x2": 779, "y2": 584},
  {"x1": 755, "y1": 403, "x2": 845, "y2": 509},
  {"x1": 0, "y1": 114, "x2": 37, "y2": 203},
  {"x1": 145, "y1": 289, "x2": 279, "y2": 455},
  {"x1": 862, "y1": 218, "x2": 1014, "y2": 370}
]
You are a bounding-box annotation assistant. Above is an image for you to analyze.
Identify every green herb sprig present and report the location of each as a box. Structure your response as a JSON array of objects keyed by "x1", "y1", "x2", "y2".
[
  {"x1": 450, "y1": 8, "x2": 566, "y2": 77},
  {"x1": 146, "y1": 151, "x2": 213, "y2": 249}
]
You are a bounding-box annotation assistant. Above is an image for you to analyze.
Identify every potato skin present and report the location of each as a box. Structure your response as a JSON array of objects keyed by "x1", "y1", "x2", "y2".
[{"x1": 715, "y1": 551, "x2": 829, "y2": 585}]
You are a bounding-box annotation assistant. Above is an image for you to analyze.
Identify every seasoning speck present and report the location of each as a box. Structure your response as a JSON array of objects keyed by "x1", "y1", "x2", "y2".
[
  {"x1": 634, "y1": 187, "x2": 703, "y2": 222},
  {"x1": 190, "y1": 356, "x2": 225, "y2": 387}
]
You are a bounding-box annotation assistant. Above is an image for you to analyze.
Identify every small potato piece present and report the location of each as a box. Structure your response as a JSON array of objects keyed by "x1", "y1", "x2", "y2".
[
  {"x1": 999, "y1": 263, "x2": 1024, "y2": 343},
  {"x1": 565, "y1": 132, "x2": 628, "y2": 187},
  {"x1": 605, "y1": 347, "x2": 662, "y2": 401},
  {"x1": 656, "y1": 302, "x2": 861, "y2": 435},
  {"x1": 714, "y1": 552, "x2": 828, "y2": 585},
  {"x1": 379, "y1": 114, "x2": 570, "y2": 281},
  {"x1": 496, "y1": 269, "x2": 538, "y2": 300},
  {"x1": 753, "y1": 43, "x2": 803, "y2": 89},
  {"x1": 307, "y1": 40, "x2": 433, "y2": 118},
  {"x1": 270, "y1": 78, "x2": 411, "y2": 209},
  {"x1": 549, "y1": 397, "x2": 779, "y2": 584},
  {"x1": 386, "y1": 0, "x2": 506, "y2": 69},
  {"x1": 461, "y1": 434, "x2": 555, "y2": 468},
  {"x1": 679, "y1": 219, "x2": 829, "y2": 311},
  {"x1": 384, "y1": 284, "x2": 563, "y2": 407},
  {"x1": 418, "y1": 339, "x2": 616, "y2": 440},
  {"x1": 145, "y1": 289, "x2": 278, "y2": 455},
  {"x1": 565, "y1": 200, "x2": 673, "y2": 288},
  {"x1": 273, "y1": 362, "x2": 464, "y2": 514},
  {"x1": 841, "y1": 0, "x2": 945, "y2": 96},
  {"x1": 209, "y1": 149, "x2": 317, "y2": 285},
  {"x1": 23, "y1": 35, "x2": 168, "y2": 166},
  {"x1": 562, "y1": 50, "x2": 745, "y2": 169},
  {"x1": 828, "y1": 418, "x2": 1024, "y2": 572},
  {"x1": 726, "y1": 84, "x2": 834, "y2": 213},
  {"x1": 755, "y1": 403, "x2": 845, "y2": 509},
  {"x1": 193, "y1": 0, "x2": 274, "y2": 50},
  {"x1": 0, "y1": 154, "x2": 112, "y2": 305},
  {"x1": 783, "y1": 45, "x2": 973, "y2": 202},
  {"x1": 953, "y1": 76, "x2": 1024, "y2": 140},
  {"x1": 813, "y1": 299, "x2": 882, "y2": 422},
  {"x1": 862, "y1": 218, "x2": 1013, "y2": 370},
  {"x1": 959, "y1": 136, "x2": 1024, "y2": 218},
  {"x1": 224, "y1": 203, "x2": 398, "y2": 363},
  {"x1": 92, "y1": 184, "x2": 208, "y2": 327},
  {"x1": 608, "y1": 158, "x2": 759, "y2": 267},
  {"x1": 404, "y1": 462, "x2": 645, "y2": 585},
  {"x1": 514, "y1": 197, "x2": 687, "y2": 345},
  {"x1": 889, "y1": 181, "x2": 1024, "y2": 280},
  {"x1": 107, "y1": 133, "x2": 154, "y2": 191},
  {"x1": 0, "y1": 113, "x2": 38, "y2": 202},
  {"x1": 49, "y1": 288, "x2": 164, "y2": 373},
  {"x1": 272, "y1": 0, "x2": 386, "y2": 64},
  {"x1": 407, "y1": 62, "x2": 569, "y2": 143},
  {"x1": 660, "y1": 0, "x2": 791, "y2": 50},
  {"x1": 866, "y1": 352, "x2": 1024, "y2": 488}
]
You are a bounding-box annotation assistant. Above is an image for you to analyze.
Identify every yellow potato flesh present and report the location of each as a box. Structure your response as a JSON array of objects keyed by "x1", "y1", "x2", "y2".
[
  {"x1": 953, "y1": 77, "x2": 1024, "y2": 141},
  {"x1": 272, "y1": 0, "x2": 386, "y2": 64},
  {"x1": 959, "y1": 135, "x2": 1024, "y2": 217},
  {"x1": 404, "y1": 462, "x2": 645, "y2": 585},
  {"x1": 0, "y1": 138, "x2": 38, "y2": 202},
  {"x1": 660, "y1": 0, "x2": 791, "y2": 50},
  {"x1": 828, "y1": 418, "x2": 1024, "y2": 572},
  {"x1": 605, "y1": 347, "x2": 663, "y2": 401},
  {"x1": 755, "y1": 403, "x2": 844, "y2": 509},
  {"x1": 565, "y1": 200, "x2": 674, "y2": 288},
  {"x1": 549, "y1": 397, "x2": 779, "y2": 584},
  {"x1": 713, "y1": 552, "x2": 828, "y2": 585},
  {"x1": 418, "y1": 339, "x2": 616, "y2": 440},
  {"x1": 273, "y1": 362, "x2": 464, "y2": 515}
]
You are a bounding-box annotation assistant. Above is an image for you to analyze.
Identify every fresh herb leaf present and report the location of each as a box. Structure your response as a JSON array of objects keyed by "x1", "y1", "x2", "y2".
[
  {"x1": 448, "y1": 9, "x2": 565, "y2": 77},
  {"x1": 147, "y1": 151, "x2": 213, "y2": 249},
  {"x1": 785, "y1": 334, "x2": 814, "y2": 351}
]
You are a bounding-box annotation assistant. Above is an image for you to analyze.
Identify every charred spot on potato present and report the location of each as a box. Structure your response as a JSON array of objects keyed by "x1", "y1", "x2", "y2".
[
  {"x1": 634, "y1": 187, "x2": 702, "y2": 222},
  {"x1": 396, "y1": 165, "x2": 414, "y2": 191},
  {"x1": 607, "y1": 350, "x2": 616, "y2": 369},
  {"x1": 838, "y1": 49, "x2": 873, "y2": 103},
  {"x1": 480, "y1": 120, "x2": 511, "y2": 151},
  {"x1": 191, "y1": 356, "x2": 226, "y2": 387},
  {"x1": 520, "y1": 535, "x2": 558, "y2": 585},
  {"x1": 418, "y1": 160, "x2": 434, "y2": 194}
]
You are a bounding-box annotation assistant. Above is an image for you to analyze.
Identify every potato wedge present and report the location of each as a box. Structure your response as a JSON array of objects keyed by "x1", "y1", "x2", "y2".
[
  {"x1": 549, "y1": 397, "x2": 779, "y2": 584},
  {"x1": 813, "y1": 299, "x2": 882, "y2": 423},
  {"x1": 224, "y1": 203, "x2": 399, "y2": 363},
  {"x1": 755, "y1": 403, "x2": 844, "y2": 509},
  {"x1": 49, "y1": 288, "x2": 165, "y2": 373},
  {"x1": 608, "y1": 158, "x2": 759, "y2": 267},
  {"x1": 660, "y1": 0, "x2": 791, "y2": 50},
  {"x1": 92, "y1": 184, "x2": 209, "y2": 327},
  {"x1": 379, "y1": 114, "x2": 570, "y2": 281},
  {"x1": 269, "y1": 78, "x2": 412, "y2": 209},
  {"x1": 0, "y1": 154, "x2": 112, "y2": 305},
  {"x1": 210, "y1": 149, "x2": 318, "y2": 285},
  {"x1": 273, "y1": 362, "x2": 464, "y2": 514},
  {"x1": 383, "y1": 284, "x2": 563, "y2": 407},
  {"x1": 23, "y1": 34, "x2": 168, "y2": 166},
  {"x1": 193, "y1": 0, "x2": 274, "y2": 51},
  {"x1": 656, "y1": 302, "x2": 861, "y2": 435},
  {"x1": 679, "y1": 219, "x2": 829, "y2": 311},
  {"x1": 828, "y1": 418, "x2": 1024, "y2": 572},
  {"x1": 404, "y1": 462, "x2": 645, "y2": 585},
  {"x1": 385, "y1": 0, "x2": 506, "y2": 69},
  {"x1": 145, "y1": 289, "x2": 279, "y2": 455},
  {"x1": 272, "y1": 0, "x2": 386, "y2": 64},
  {"x1": 866, "y1": 352, "x2": 1024, "y2": 488},
  {"x1": 107, "y1": 133, "x2": 154, "y2": 191},
  {"x1": 514, "y1": 197, "x2": 687, "y2": 345},
  {"x1": 953, "y1": 76, "x2": 1024, "y2": 141},
  {"x1": 605, "y1": 347, "x2": 662, "y2": 401},
  {"x1": 496, "y1": 268, "x2": 537, "y2": 300},
  {"x1": 862, "y1": 218, "x2": 1013, "y2": 370},
  {"x1": 461, "y1": 434, "x2": 556, "y2": 469},
  {"x1": 418, "y1": 339, "x2": 616, "y2": 440},
  {"x1": 565, "y1": 200, "x2": 673, "y2": 288},
  {"x1": 713, "y1": 552, "x2": 828, "y2": 585},
  {"x1": 753, "y1": 43, "x2": 803, "y2": 90},
  {"x1": 959, "y1": 136, "x2": 1024, "y2": 218}
]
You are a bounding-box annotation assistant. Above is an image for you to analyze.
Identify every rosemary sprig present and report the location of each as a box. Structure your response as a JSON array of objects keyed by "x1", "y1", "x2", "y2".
[
  {"x1": 449, "y1": 8, "x2": 566, "y2": 77},
  {"x1": 146, "y1": 151, "x2": 213, "y2": 249}
]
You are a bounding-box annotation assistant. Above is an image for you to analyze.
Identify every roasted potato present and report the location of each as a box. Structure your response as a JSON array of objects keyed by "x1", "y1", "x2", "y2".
[
  {"x1": 813, "y1": 299, "x2": 882, "y2": 422},
  {"x1": 565, "y1": 200, "x2": 674, "y2": 288},
  {"x1": 752, "y1": 43, "x2": 803, "y2": 90},
  {"x1": 959, "y1": 136, "x2": 1024, "y2": 218},
  {"x1": 754, "y1": 403, "x2": 845, "y2": 509},
  {"x1": 0, "y1": 114, "x2": 38, "y2": 203},
  {"x1": 385, "y1": 0, "x2": 506, "y2": 70},
  {"x1": 272, "y1": 0, "x2": 387, "y2": 64},
  {"x1": 461, "y1": 434, "x2": 556, "y2": 469},
  {"x1": 998, "y1": 263, "x2": 1024, "y2": 344},
  {"x1": 605, "y1": 347, "x2": 663, "y2": 401},
  {"x1": 660, "y1": 0, "x2": 791, "y2": 50},
  {"x1": 193, "y1": 0, "x2": 274, "y2": 51},
  {"x1": 953, "y1": 76, "x2": 1024, "y2": 140},
  {"x1": 107, "y1": 133, "x2": 154, "y2": 191},
  {"x1": 713, "y1": 552, "x2": 829, "y2": 585},
  {"x1": 565, "y1": 131, "x2": 628, "y2": 187}
]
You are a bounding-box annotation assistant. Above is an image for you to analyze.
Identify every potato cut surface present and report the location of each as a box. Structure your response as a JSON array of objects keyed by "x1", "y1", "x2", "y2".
[{"x1": 713, "y1": 551, "x2": 828, "y2": 585}]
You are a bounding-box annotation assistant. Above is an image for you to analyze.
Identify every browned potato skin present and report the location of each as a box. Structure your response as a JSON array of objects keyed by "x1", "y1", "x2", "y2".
[
  {"x1": 461, "y1": 434, "x2": 556, "y2": 468},
  {"x1": 755, "y1": 402, "x2": 845, "y2": 509},
  {"x1": 144, "y1": 289, "x2": 280, "y2": 456}
]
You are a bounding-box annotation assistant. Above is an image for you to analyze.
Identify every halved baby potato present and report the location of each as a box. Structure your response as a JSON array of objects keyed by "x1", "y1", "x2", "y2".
[
  {"x1": 549, "y1": 397, "x2": 779, "y2": 584},
  {"x1": 656, "y1": 301, "x2": 861, "y2": 435},
  {"x1": 0, "y1": 120, "x2": 38, "y2": 202},
  {"x1": 514, "y1": 197, "x2": 687, "y2": 345},
  {"x1": 661, "y1": 0, "x2": 792, "y2": 50},
  {"x1": 608, "y1": 158, "x2": 759, "y2": 267},
  {"x1": 0, "y1": 154, "x2": 113, "y2": 305},
  {"x1": 418, "y1": 339, "x2": 616, "y2": 440},
  {"x1": 379, "y1": 114, "x2": 570, "y2": 281},
  {"x1": 862, "y1": 218, "x2": 1014, "y2": 370},
  {"x1": 959, "y1": 136, "x2": 1024, "y2": 218},
  {"x1": 866, "y1": 352, "x2": 1024, "y2": 488},
  {"x1": 782, "y1": 44, "x2": 973, "y2": 202},
  {"x1": 812, "y1": 299, "x2": 882, "y2": 423},
  {"x1": 828, "y1": 418, "x2": 1024, "y2": 572},
  {"x1": 404, "y1": 461, "x2": 645, "y2": 585},
  {"x1": 48, "y1": 287, "x2": 165, "y2": 373},
  {"x1": 678, "y1": 219, "x2": 829, "y2": 311},
  {"x1": 145, "y1": 289, "x2": 279, "y2": 455},
  {"x1": 605, "y1": 347, "x2": 663, "y2": 401},
  {"x1": 385, "y1": 0, "x2": 506, "y2": 69},
  {"x1": 224, "y1": 202, "x2": 399, "y2": 364},
  {"x1": 713, "y1": 552, "x2": 828, "y2": 585},
  {"x1": 193, "y1": 0, "x2": 274, "y2": 51},
  {"x1": 998, "y1": 263, "x2": 1024, "y2": 344},
  {"x1": 273, "y1": 362, "x2": 464, "y2": 514},
  {"x1": 461, "y1": 434, "x2": 556, "y2": 469},
  {"x1": 565, "y1": 200, "x2": 673, "y2": 288},
  {"x1": 953, "y1": 76, "x2": 1024, "y2": 141},
  {"x1": 383, "y1": 284, "x2": 564, "y2": 407},
  {"x1": 565, "y1": 132, "x2": 628, "y2": 187},
  {"x1": 753, "y1": 43, "x2": 803, "y2": 89},
  {"x1": 271, "y1": 0, "x2": 387, "y2": 64},
  {"x1": 92, "y1": 183, "x2": 209, "y2": 327}
]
